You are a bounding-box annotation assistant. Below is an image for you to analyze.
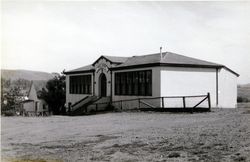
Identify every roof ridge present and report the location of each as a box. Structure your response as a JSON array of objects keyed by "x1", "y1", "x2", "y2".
[{"x1": 131, "y1": 52, "x2": 164, "y2": 57}]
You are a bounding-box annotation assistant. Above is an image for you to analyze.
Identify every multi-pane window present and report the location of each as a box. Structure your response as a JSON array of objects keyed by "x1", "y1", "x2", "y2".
[
  {"x1": 115, "y1": 73, "x2": 120, "y2": 95},
  {"x1": 69, "y1": 75, "x2": 92, "y2": 94},
  {"x1": 115, "y1": 70, "x2": 152, "y2": 96}
]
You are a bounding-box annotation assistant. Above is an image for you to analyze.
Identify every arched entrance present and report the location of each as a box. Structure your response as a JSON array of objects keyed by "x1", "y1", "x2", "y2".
[{"x1": 99, "y1": 73, "x2": 107, "y2": 97}]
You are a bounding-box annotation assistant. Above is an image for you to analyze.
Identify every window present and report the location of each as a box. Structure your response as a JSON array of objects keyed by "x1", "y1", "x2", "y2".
[
  {"x1": 121, "y1": 73, "x2": 126, "y2": 95},
  {"x1": 127, "y1": 72, "x2": 132, "y2": 95},
  {"x1": 133, "y1": 71, "x2": 138, "y2": 95},
  {"x1": 146, "y1": 71, "x2": 152, "y2": 95},
  {"x1": 115, "y1": 70, "x2": 152, "y2": 96},
  {"x1": 115, "y1": 73, "x2": 120, "y2": 95},
  {"x1": 69, "y1": 75, "x2": 92, "y2": 94}
]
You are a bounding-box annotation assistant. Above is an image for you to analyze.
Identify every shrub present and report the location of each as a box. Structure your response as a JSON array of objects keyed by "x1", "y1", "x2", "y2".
[
  {"x1": 237, "y1": 97, "x2": 249, "y2": 103},
  {"x1": 168, "y1": 152, "x2": 181, "y2": 158},
  {"x1": 2, "y1": 111, "x2": 15, "y2": 116}
]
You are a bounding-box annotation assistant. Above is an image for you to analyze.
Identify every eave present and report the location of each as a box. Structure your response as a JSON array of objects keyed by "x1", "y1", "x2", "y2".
[
  {"x1": 110, "y1": 63, "x2": 222, "y2": 70},
  {"x1": 110, "y1": 63, "x2": 239, "y2": 77},
  {"x1": 63, "y1": 69, "x2": 95, "y2": 75}
]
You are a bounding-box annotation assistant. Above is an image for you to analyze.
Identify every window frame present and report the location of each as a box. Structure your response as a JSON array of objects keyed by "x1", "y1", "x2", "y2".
[
  {"x1": 69, "y1": 74, "x2": 92, "y2": 94},
  {"x1": 114, "y1": 70, "x2": 152, "y2": 96}
]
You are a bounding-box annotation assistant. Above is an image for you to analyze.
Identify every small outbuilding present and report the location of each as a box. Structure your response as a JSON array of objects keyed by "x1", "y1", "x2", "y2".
[
  {"x1": 21, "y1": 82, "x2": 49, "y2": 116},
  {"x1": 64, "y1": 51, "x2": 239, "y2": 114}
]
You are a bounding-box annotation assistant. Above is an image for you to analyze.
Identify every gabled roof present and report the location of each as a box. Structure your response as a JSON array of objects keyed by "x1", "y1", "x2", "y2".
[
  {"x1": 92, "y1": 55, "x2": 128, "y2": 66},
  {"x1": 27, "y1": 81, "x2": 47, "y2": 100},
  {"x1": 64, "y1": 51, "x2": 239, "y2": 76},
  {"x1": 64, "y1": 56, "x2": 128, "y2": 74}
]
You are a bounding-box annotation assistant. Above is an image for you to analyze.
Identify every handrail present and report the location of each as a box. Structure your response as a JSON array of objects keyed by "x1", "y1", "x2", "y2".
[
  {"x1": 71, "y1": 96, "x2": 99, "y2": 111},
  {"x1": 71, "y1": 96, "x2": 90, "y2": 107}
]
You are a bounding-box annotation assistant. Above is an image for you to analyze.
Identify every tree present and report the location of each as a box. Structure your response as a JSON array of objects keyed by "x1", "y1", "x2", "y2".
[
  {"x1": 12, "y1": 79, "x2": 31, "y2": 90},
  {"x1": 1, "y1": 79, "x2": 22, "y2": 115},
  {"x1": 39, "y1": 74, "x2": 66, "y2": 115}
]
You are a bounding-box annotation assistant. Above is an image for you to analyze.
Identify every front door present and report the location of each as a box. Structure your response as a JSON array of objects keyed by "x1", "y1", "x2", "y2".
[{"x1": 100, "y1": 74, "x2": 107, "y2": 97}]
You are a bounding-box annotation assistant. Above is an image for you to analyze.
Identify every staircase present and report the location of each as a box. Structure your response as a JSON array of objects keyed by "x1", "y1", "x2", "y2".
[
  {"x1": 68, "y1": 96, "x2": 100, "y2": 116},
  {"x1": 68, "y1": 96, "x2": 111, "y2": 116},
  {"x1": 87, "y1": 97, "x2": 111, "y2": 112}
]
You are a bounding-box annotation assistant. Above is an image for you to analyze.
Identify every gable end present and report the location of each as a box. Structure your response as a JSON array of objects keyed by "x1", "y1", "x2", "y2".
[{"x1": 92, "y1": 56, "x2": 113, "y2": 66}]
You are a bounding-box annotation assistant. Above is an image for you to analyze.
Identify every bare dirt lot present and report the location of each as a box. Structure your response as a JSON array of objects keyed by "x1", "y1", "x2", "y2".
[{"x1": 1, "y1": 108, "x2": 250, "y2": 162}]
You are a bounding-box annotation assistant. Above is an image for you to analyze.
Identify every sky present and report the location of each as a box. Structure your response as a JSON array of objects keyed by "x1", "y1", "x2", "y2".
[{"x1": 2, "y1": 1, "x2": 250, "y2": 84}]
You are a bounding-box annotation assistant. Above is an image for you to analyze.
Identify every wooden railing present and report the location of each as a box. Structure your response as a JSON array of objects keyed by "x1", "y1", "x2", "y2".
[
  {"x1": 71, "y1": 96, "x2": 89, "y2": 108},
  {"x1": 90, "y1": 93, "x2": 211, "y2": 112},
  {"x1": 139, "y1": 100, "x2": 156, "y2": 108}
]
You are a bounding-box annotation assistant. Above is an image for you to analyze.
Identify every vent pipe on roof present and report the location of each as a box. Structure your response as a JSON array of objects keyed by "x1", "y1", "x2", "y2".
[{"x1": 160, "y1": 47, "x2": 163, "y2": 60}]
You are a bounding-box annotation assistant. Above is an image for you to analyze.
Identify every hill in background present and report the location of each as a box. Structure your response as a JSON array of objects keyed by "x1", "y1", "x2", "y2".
[
  {"x1": 1, "y1": 69, "x2": 57, "y2": 81},
  {"x1": 238, "y1": 84, "x2": 250, "y2": 101},
  {"x1": 1, "y1": 69, "x2": 250, "y2": 102},
  {"x1": 1, "y1": 69, "x2": 59, "y2": 95}
]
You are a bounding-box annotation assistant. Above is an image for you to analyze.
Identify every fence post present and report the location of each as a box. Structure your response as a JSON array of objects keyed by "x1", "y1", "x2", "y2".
[
  {"x1": 96, "y1": 104, "x2": 98, "y2": 111},
  {"x1": 161, "y1": 97, "x2": 164, "y2": 108},
  {"x1": 121, "y1": 100, "x2": 123, "y2": 110},
  {"x1": 183, "y1": 97, "x2": 186, "y2": 108},
  {"x1": 207, "y1": 92, "x2": 211, "y2": 110}
]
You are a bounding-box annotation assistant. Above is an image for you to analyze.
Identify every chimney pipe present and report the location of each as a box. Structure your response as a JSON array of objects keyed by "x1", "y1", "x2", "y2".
[{"x1": 160, "y1": 47, "x2": 163, "y2": 60}]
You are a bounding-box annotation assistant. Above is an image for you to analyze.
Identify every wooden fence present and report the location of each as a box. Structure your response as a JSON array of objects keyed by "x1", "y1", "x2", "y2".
[{"x1": 90, "y1": 93, "x2": 211, "y2": 113}]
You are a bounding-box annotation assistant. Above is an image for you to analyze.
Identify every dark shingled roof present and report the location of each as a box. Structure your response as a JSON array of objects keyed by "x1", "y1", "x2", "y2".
[
  {"x1": 64, "y1": 52, "x2": 239, "y2": 76},
  {"x1": 64, "y1": 64, "x2": 95, "y2": 74},
  {"x1": 113, "y1": 52, "x2": 222, "y2": 68},
  {"x1": 65, "y1": 56, "x2": 128, "y2": 74},
  {"x1": 103, "y1": 55, "x2": 128, "y2": 63},
  {"x1": 92, "y1": 55, "x2": 128, "y2": 66}
]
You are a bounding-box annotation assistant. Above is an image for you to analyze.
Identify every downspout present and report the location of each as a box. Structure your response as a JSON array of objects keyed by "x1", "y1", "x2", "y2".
[
  {"x1": 110, "y1": 70, "x2": 113, "y2": 103},
  {"x1": 93, "y1": 71, "x2": 95, "y2": 96},
  {"x1": 216, "y1": 68, "x2": 219, "y2": 107}
]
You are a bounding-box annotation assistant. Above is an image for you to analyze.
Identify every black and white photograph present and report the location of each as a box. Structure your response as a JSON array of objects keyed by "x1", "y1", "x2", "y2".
[{"x1": 1, "y1": 1, "x2": 250, "y2": 161}]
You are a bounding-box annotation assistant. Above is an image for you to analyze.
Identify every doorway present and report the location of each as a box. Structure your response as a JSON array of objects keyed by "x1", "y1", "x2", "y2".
[{"x1": 100, "y1": 73, "x2": 107, "y2": 97}]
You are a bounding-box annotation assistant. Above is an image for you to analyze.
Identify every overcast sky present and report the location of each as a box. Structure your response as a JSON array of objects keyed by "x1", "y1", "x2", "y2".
[{"x1": 2, "y1": 1, "x2": 250, "y2": 84}]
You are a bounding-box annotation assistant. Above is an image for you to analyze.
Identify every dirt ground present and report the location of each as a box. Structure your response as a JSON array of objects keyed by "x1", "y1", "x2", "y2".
[{"x1": 1, "y1": 108, "x2": 250, "y2": 162}]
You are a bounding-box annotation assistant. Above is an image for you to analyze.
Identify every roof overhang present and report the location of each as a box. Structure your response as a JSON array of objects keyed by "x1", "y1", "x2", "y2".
[
  {"x1": 110, "y1": 63, "x2": 223, "y2": 70},
  {"x1": 21, "y1": 100, "x2": 34, "y2": 103},
  {"x1": 222, "y1": 66, "x2": 240, "y2": 77},
  {"x1": 110, "y1": 63, "x2": 239, "y2": 77},
  {"x1": 63, "y1": 69, "x2": 95, "y2": 75}
]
